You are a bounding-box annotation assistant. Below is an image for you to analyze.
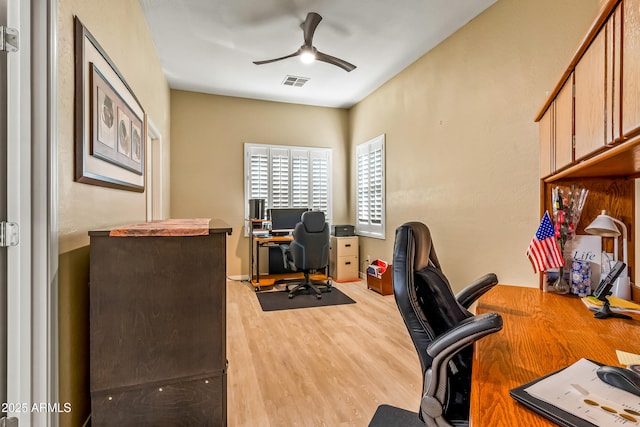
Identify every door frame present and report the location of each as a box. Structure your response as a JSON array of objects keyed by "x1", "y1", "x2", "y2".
[
  {"x1": 6, "y1": 0, "x2": 58, "y2": 426},
  {"x1": 145, "y1": 118, "x2": 163, "y2": 222}
]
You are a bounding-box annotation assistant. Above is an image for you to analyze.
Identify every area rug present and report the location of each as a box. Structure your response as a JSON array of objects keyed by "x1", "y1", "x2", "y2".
[
  {"x1": 368, "y1": 404, "x2": 423, "y2": 427},
  {"x1": 256, "y1": 287, "x2": 356, "y2": 312}
]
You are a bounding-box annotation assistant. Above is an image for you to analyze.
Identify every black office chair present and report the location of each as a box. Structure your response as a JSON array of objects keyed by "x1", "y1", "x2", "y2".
[
  {"x1": 392, "y1": 222, "x2": 503, "y2": 427},
  {"x1": 280, "y1": 211, "x2": 332, "y2": 299}
]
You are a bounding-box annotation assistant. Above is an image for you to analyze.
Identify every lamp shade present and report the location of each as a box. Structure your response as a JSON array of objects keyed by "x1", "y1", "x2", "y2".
[{"x1": 585, "y1": 210, "x2": 621, "y2": 237}]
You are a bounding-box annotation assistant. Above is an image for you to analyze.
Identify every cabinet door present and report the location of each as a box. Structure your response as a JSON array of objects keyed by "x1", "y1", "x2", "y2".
[
  {"x1": 607, "y1": 4, "x2": 622, "y2": 142},
  {"x1": 539, "y1": 106, "x2": 553, "y2": 178},
  {"x1": 623, "y1": 0, "x2": 640, "y2": 138},
  {"x1": 555, "y1": 76, "x2": 574, "y2": 170},
  {"x1": 574, "y1": 29, "x2": 606, "y2": 160}
]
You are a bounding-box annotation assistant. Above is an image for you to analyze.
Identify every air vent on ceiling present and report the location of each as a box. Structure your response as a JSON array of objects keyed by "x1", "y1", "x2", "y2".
[{"x1": 282, "y1": 75, "x2": 309, "y2": 87}]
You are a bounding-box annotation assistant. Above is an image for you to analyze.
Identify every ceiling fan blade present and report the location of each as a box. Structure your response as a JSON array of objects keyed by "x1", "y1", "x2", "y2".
[
  {"x1": 303, "y1": 12, "x2": 322, "y2": 47},
  {"x1": 253, "y1": 50, "x2": 300, "y2": 65},
  {"x1": 315, "y1": 51, "x2": 357, "y2": 72}
]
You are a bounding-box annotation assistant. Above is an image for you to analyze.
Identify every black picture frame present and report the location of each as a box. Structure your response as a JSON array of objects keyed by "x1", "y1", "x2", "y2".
[{"x1": 74, "y1": 16, "x2": 145, "y2": 192}]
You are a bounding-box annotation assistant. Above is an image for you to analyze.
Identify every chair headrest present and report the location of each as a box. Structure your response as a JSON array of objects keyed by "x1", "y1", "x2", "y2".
[
  {"x1": 301, "y1": 211, "x2": 326, "y2": 233},
  {"x1": 403, "y1": 222, "x2": 441, "y2": 271}
]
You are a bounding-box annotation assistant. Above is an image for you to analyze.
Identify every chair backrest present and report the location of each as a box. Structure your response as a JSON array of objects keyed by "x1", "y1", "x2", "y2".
[
  {"x1": 289, "y1": 211, "x2": 330, "y2": 271},
  {"x1": 392, "y1": 221, "x2": 472, "y2": 376}
]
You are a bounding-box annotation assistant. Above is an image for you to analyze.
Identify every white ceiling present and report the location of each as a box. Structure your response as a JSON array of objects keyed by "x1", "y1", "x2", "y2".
[{"x1": 138, "y1": 0, "x2": 497, "y2": 108}]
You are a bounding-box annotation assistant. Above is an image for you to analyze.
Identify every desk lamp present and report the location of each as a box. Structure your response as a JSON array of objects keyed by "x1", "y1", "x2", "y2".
[{"x1": 585, "y1": 210, "x2": 631, "y2": 300}]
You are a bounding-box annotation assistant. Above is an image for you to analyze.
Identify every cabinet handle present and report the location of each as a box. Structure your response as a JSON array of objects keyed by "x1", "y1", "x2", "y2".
[
  {"x1": 345, "y1": 244, "x2": 351, "y2": 247},
  {"x1": 345, "y1": 261, "x2": 351, "y2": 265}
]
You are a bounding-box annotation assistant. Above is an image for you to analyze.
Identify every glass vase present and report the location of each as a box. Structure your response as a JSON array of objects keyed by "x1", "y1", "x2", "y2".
[{"x1": 551, "y1": 265, "x2": 570, "y2": 294}]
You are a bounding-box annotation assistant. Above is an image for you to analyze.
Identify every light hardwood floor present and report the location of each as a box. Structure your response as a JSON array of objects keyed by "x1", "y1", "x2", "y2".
[{"x1": 226, "y1": 278, "x2": 422, "y2": 427}]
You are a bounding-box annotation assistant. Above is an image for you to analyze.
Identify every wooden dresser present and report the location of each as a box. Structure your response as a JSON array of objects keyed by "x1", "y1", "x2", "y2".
[{"x1": 88, "y1": 219, "x2": 231, "y2": 426}]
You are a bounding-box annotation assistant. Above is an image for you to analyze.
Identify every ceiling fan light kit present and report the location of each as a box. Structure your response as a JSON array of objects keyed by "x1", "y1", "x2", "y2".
[
  {"x1": 253, "y1": 12, "x2": 356, "y2": 72},
  {"x1": 300, "y1": 46, "x2": 316, "y2": 64}
]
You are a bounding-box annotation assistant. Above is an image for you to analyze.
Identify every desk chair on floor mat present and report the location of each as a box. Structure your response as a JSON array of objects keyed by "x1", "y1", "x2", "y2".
[
  {"x1": 280, "y1": 211, "x2": 332, "y2": 299},
  {"x1": 382, "y1": 221, "x2": 503, "y2": 427}
]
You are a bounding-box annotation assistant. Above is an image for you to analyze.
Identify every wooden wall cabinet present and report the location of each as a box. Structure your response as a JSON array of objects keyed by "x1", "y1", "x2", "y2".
[
  {"x1": 555, "y1": 78, "x2": 574, "y2": 169},
  {"x1": 539, "y1": 77, "x2": 574, "y2": 178},
  {"x1": 539, "y1": 106, "x2": 553, "y2": 178},
  {"x1": 607, "y1": 4, "x2": 623, "y2": 143},
  {"x1": 574, "y1": 28, "x2": 606, "y2": 160},
  {"x1": 536, "y1": 0, "x2": 637, "y2": 293},
  {"x1": 623, "y1": 0, "x2": 640, "y2": 139},
  {"x1": 89, "y1": 225, "x2": 231, "y2": 426}
]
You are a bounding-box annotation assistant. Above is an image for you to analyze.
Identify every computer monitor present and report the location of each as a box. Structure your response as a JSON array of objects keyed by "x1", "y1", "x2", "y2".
[{"x1": 269, "y1": 208, "x2": 309, "y2": 235}]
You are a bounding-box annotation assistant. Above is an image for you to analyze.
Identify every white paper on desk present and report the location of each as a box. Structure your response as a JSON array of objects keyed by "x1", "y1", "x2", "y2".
[
  {"x1": 617, "y1": 350, "x2": 640, "y2": 366},
  {"x1": 525, "y1": 359, "x2": 640, "y2": 426}
]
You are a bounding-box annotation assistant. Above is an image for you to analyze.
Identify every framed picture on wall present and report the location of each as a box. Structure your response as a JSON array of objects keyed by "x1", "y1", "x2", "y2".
[
  {"x1": 74, "y1": 16, "x2": 145, "y2": 192},
  {"x1": 90, "y1": 64, "x2": 144, "y2": 175}
]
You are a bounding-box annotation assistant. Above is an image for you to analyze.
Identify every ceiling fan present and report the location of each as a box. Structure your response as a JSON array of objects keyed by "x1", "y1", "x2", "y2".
[{"x1": 253, "y1": 12, "x2": 356, "y2": 72}]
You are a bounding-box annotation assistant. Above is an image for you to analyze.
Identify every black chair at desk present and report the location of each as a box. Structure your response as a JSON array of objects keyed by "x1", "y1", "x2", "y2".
[
  {"x1": 372, "y1": 221, "x2": 503, "y2": 427},
  {"x1": 280, "y1": 211, "x2": 331, "y2": 299}
]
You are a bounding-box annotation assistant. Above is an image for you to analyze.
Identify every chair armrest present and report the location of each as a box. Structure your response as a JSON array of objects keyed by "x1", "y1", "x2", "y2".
[
  {"x1": 455, "y1": 273, "x2": 498, "y2": 309},
  {"x1": 426, "y1": 312, "x2": 503, "y2": 359},
  {"x1": 420, "y1": 312, "x2": 503, "y2": 423}
]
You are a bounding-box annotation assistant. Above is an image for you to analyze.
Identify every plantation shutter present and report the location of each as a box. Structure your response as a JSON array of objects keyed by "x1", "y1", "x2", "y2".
[
  {"x1": 369, "y1": 144, "x2": 383, "y2": 224},
  {"x1": 244, "y1": 143, "x2": 333, "y2": 229},
  {"x1": 310, "y1": 150, "x2": 330, "y2": 214},
  {"x1": 356, "y1": 135, "x2": 385, "y2": 238},
  {"x1": 270, "y1": 148, "x2": 290, "y2": 208},
  {"x1": 357, "y1": 145, "x2": 369, "y2": 223},
  {"x1": 291, "y1": 150, "x2": 309, "y2": 209},
  {"x1": 248, "y1": 146, "x2": 269, "y2": 204}
]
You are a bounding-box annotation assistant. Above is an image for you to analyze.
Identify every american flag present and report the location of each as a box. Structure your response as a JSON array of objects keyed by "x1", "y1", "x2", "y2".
[{"x1": 526, "y1": 211, "x2": 564, "y2": 273}]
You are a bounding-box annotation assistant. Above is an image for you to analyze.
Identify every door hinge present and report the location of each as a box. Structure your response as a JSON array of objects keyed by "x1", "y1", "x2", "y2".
[
  {"x1": 1, "y1": 417, "x2": 19, "y2": 427},
  {"x1": 0, "y1": 26, "x2": 19, "y2": 53},
  {"x1": 0, "y1": 222, "x2": 19, "y2": 247}
]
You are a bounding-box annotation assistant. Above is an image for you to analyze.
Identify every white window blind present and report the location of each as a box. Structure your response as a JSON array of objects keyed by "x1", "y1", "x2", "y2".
[
  {"x1": 310, "y1": 151, "x2": 329, "y2": 213},
  {"x1": 291, "y1": 150, "x2": 309, "y2": 208},
  {"x1": 356, "y1": 135, "x2": 385, "y2": 239},
  {"x1": 270, "y1": 148, "x2": 290, "y2": 208},
  {"x1": 245, "y1": 143, "x2": 332, "y2": 223}
]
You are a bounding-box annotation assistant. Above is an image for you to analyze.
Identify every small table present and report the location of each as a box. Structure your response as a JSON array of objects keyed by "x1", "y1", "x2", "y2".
[{"x1": 470, "y1": 285, "x2": 640, "y2": 426}]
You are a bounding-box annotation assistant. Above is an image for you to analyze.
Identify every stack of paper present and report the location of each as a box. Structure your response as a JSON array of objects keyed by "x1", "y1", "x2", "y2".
[{"x1": 581, "y1": 296, "x2": 640, "y2": 314}]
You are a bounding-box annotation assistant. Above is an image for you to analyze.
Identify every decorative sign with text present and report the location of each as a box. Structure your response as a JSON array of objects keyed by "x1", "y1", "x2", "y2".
[{"x1": 566, "y1": 235, "x2": 602, "y2": 280}]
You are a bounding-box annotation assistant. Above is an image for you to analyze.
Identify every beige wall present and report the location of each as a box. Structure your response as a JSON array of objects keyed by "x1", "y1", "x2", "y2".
[
  {"x1": 57, "y1": 0, "x2": 171, "y2": 425},
  {"x1": 349, "y1": 0, "x2": 600, "y2": 291},
  {"x1": 170, "y1": 91, "x2": 350, "y2": 276}
]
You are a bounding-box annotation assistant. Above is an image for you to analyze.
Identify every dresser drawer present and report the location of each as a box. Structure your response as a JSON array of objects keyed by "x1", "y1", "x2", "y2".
[
  {"x1": 331, "y1": 255, "x2": 359, "y2": 281},
  {"x1": 331, "y1": 236, "x2": 358, "y2": 257}
]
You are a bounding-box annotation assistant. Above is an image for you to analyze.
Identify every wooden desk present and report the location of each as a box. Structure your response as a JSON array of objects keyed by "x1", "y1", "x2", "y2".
[
  {"x1": 249, "y1": 234, "x2": 292, "y2": 290},
  {"x1": 249, "y1": 233, "x2": 330, "y2": 291},
  {"x1": 471, "y1": 285, "x2": 640, "y2": 426}
]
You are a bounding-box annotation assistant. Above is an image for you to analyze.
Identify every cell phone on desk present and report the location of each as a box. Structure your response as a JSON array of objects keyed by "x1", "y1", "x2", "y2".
[
  {"x1": 593, "y1": 261, "x2": 627, "y2": 301},
  {"x1": 593, "y1": 261, "x2": 626, "y2": 301}
]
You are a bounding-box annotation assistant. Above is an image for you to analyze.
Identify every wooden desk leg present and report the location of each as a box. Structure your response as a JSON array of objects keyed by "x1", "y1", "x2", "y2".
[
  {"x1": 249, "y1": 234, "x2": 253, "y2": 285},
  {"x1": 254, "y1": 240, "x2": 260, "y2": 291}
]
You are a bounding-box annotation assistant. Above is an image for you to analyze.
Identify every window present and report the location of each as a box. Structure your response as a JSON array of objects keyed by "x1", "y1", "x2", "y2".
[
  {"x1": 356, "y1": 134, "x2": 385, "y2": 239},
  {"x1": 244, "y1": 143, "x2": 332, "y2": 223}
]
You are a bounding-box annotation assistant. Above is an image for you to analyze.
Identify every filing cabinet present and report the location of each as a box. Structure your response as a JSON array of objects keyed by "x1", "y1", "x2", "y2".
[{"x1": 330, "y1": 236, "x2": 359, "y2": 282}]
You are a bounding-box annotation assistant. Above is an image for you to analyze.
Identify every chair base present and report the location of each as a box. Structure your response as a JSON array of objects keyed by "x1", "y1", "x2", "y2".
[{"x1": 286, "y1": 273, "x2": 332, "y2": 299}]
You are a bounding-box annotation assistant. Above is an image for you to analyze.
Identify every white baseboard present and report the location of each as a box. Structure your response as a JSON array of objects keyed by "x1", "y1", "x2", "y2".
[{"x1": 228, "y1": 275, "x2": 249, "y2": 281}]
